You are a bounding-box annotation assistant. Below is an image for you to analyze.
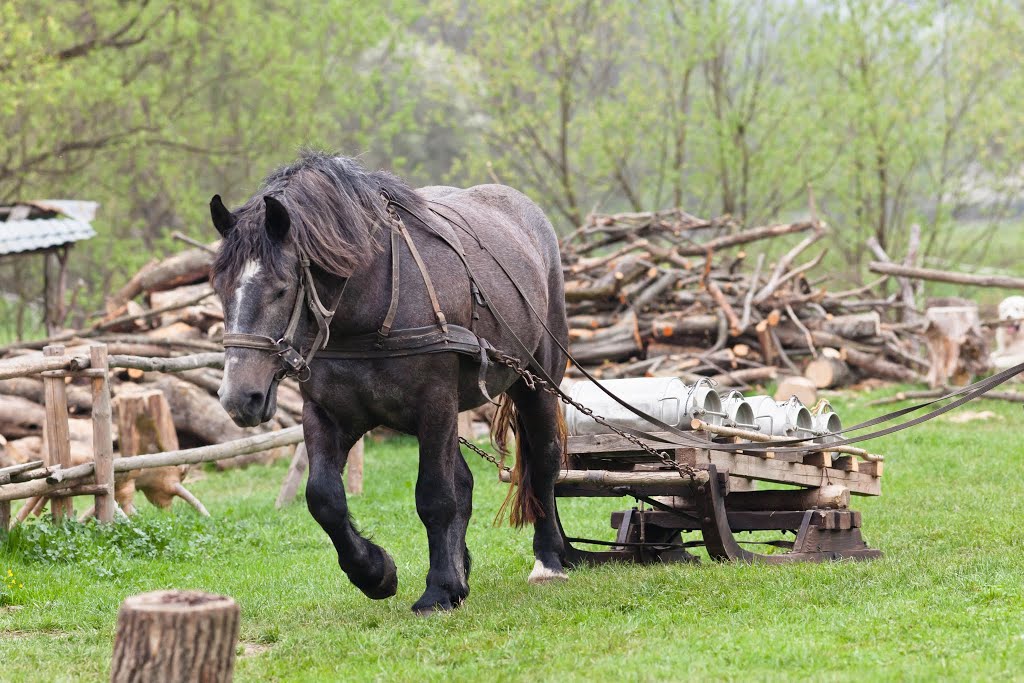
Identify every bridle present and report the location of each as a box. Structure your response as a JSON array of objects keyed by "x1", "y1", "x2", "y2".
[{"x1": 221, "y1": 249, "x2": 345, "y2": 382}]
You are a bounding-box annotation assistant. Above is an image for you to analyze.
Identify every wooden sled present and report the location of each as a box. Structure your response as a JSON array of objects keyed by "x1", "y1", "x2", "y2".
[{"x1": 538, "y1": 431, "x2": 884, "y2": 566}]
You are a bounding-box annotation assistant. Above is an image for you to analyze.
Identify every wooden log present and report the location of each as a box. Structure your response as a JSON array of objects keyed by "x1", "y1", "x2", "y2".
[
  {"x1": 110, "y1": 353, "x2": 225, "y2": 373},
  {"x1": 568, "y1": 311, "x2": 643, "y2": 364},
  {"x1": 676, "y1": 221, "x2": 817, "y2": 256},
  {"x1": 711, "y1": 366, "x2": 777, "y2": 387},
  {"x1": 774, "y1": 376, "x2": 818, "y2": 405},
  {"x1": 804, "y1": 351, "x2": 853, "y2": 389},
  {"x1": 0, "y1": 499, "x2": 8, "y2": 531},
  {"x1": 869, "y1": 261, "x2": 1024, "y2": 290},
  {"x1": 42, "y1": 346, "x2": 73, "y2": 520},
  {"x1": 501, "y1": 467, "x2": 711, "y2": 487},
  {"x1": 89, "y1": 345, "x2": 115, "y2": 523},
  {"x1": 111, "y1": 590, "x2": 240, "y2": 683},
  {"x1": 0, "y1": 377, "x2": 92, "y2": 414},
  {"x1": 649, "y1": 313, "x2": 719, "y2": 342},
  {"x1": 0, "y1": 394, "x2": 47, "y2": 439},
  {"x1": 0, "y1": 427, "x2": 304, "y2": 502},
  {"x1": 841, "y1": 347, "x2": 923, "y2": 384},
  {"x1": 705, "y1": 279, "x2": 742, "y2": 335},
  {"x1": 819, "y1": 312, "x2": 881, "y2": 339},
  {"x1": 0, "y1": 460, "x2": 46, "y2": 484},
  {"x1": 657, "y1": 484, "x2": 851, "y2": 511},
  {"x1": 107, "y1": 247, "x2": 214, "y2": 313},
  {"x1": 0, "y1": 352, "x2": 89, "y2": 380}
]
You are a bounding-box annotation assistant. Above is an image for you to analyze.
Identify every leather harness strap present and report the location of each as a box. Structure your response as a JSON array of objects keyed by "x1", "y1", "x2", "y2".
[{"x1": 378, "y1": 227, "x2": 402, "y2": 339}]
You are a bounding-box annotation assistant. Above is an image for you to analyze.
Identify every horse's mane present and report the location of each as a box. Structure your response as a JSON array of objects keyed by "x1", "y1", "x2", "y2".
[{"x1": 213, "y1": 150, "x2": 425, "y2": 281}]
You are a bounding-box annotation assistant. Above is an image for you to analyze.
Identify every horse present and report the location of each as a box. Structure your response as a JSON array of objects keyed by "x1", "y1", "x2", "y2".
[{"x1": 208, "y1": 151, "x2": 570, "y2": 613}]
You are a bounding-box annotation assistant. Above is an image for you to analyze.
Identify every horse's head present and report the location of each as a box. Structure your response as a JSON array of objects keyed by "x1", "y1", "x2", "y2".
[{"x1": 209, "y1": 193, "x2": 305, "y2": 427}]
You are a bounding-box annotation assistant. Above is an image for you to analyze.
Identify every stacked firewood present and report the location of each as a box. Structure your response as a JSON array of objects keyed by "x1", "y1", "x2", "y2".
[
  {"x1": 0, "y1": 236, "x2": 297, "y2": 474},
  {"x1": 559, "y1": 209, "x2": 958, "y2": 390}
]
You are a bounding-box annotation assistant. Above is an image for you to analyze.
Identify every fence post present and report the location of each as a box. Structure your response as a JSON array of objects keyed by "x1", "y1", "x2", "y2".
[
  {"x1": 90, "y1": 344, "x2": 115, "y2": 523},
  {"x1": 42, "y1": 345, "x2": 73, "y2": 520}
]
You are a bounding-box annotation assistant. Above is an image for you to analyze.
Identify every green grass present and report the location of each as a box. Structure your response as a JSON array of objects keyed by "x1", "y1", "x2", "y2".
[{"x1": 3, "y1": 387, "x2": 1024, "y2": 682}]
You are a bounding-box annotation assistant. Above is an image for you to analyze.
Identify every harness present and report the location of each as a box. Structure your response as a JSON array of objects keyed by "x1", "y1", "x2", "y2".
[
  {"x1": 223, "y1": 192, "x2": 1024, "y2": 455},
  {"x1": 223, "y1": 193, "x2": 495, "y2": 400}
]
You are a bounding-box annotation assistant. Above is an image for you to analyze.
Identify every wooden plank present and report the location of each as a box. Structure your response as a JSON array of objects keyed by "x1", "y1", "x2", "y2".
[{"x1": 698, "y1": 449, "x2": 882, "y2": 496}]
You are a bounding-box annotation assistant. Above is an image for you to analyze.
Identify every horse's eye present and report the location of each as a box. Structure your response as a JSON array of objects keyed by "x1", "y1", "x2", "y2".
[{"x1": 274, "y1": 288, "x2": 288, "y2": 300}]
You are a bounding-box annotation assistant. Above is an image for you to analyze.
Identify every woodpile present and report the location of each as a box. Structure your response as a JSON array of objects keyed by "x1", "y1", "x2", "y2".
[{"x1": 559, "y1": 209, "x2": 975, "y2": 390}]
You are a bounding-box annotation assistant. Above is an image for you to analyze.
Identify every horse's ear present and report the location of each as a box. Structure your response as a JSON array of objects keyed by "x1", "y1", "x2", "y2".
[
  {"x1": 263, "y1": 195, "x2": 291, "y2": 243},
  {"x1": 209, "y1": 195, "x2": 235, "y2": 237}
]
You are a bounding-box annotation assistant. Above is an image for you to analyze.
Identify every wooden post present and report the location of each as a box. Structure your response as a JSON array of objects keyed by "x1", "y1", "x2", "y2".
[
  {"x1": 90, "y1": 344, "x2": 115, "y2": 523},
  {"x1": 42, "y1": 345, "x2": 73, "y2": 520},
  {"x1": 0, "y1": 500, "x2": 9, "y2": 532},
  {"x1": 275, "y1": 443, "x2": 308, "y2": 509},
  {"x1": 347, "y1": 437, "x2": 364, "y2": 496},
  {"x1": 111, "y1": 590, "x2": 240, "y2": 683}
]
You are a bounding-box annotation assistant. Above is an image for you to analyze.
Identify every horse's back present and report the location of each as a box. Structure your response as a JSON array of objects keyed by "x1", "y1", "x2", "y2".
[
  {"x1": 418, "y1": 183, "x2": 562, "y2": 275},
  {"x1": 418, "y1": 183, "x2": 567, "y2": 355}
]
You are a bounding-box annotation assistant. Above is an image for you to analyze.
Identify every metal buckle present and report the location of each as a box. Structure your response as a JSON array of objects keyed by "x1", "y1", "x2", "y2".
[{"x1": 274, "y1": 339, "x2": 306, "y2": 372}]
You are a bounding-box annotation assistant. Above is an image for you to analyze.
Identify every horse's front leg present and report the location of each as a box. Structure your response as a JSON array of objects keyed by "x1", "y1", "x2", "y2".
[
  {"x1": 303, "y1": 402, "x2": 398, "y2": 600},
  {"x1": 412, "y1": 399, "x2": 473, "y2": 614}
]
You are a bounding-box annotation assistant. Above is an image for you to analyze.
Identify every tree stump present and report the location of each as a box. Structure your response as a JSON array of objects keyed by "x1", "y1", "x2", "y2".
[
  {"x1": 111, "y1": 590, "x2": 240, "y2": 683},
  {"x1": 115, "y1": 390, "x2": 207, "y2": 515}
]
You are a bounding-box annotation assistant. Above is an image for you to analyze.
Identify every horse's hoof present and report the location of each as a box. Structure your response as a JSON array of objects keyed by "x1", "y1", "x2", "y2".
[
  {"x1": 528, "y1": 559, "x2": 568, "y2": 584},
  {"x1": 411, "y1": 601, "x2": 455, "y2": 617},
  {"x1": 353, "y1": 550, "x2": 398, "y2": 600}
]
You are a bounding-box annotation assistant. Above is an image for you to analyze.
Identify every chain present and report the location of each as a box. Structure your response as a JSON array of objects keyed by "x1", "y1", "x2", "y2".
[
  {"x1": 458, "y1": 435, "x2": 512, "y2": 473},
  {"x1": 458, "y1": 352, "x2": 700, "y2": 482}
]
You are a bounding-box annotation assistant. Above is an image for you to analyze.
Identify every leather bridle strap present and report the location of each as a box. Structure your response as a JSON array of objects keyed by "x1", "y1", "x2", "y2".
[{"x1": 222, "y1": 250, "x2": 347, "y2": 381}]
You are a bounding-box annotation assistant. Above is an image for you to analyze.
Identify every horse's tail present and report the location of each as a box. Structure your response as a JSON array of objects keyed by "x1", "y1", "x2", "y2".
[{"x1": 492, "y1": 396, "x2": 545, "y2": 527}]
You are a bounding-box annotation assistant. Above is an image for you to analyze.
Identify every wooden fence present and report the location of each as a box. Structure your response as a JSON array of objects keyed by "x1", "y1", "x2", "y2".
[{"x1": 0, "y1": 343, "x2": 304, "y2": 530}]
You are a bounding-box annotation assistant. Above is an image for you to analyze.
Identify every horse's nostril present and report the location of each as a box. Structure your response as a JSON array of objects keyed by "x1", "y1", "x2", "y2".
[{"x1": 246, "y1": 391, "x2": 265, "y2": 412}]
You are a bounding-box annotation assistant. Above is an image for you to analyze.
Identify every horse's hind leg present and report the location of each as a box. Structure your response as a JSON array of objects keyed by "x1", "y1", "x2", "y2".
[
  {"x1": 412, "y1": 397, "x2": 473, "y2": 614},
  {"x1": 507, "y1": 383, "x2": 568, "y2": 583},
  {"x1": 303, "y1": 402, "x2": 398, "y2": 600}
]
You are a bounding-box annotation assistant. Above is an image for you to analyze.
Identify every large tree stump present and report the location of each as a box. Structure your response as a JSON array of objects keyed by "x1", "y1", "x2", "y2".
[
  {"x1": 924, "y1": 304, "x2": 987, "y2": 388},
  {"x1": 110, "y1": 590, "x2": 240, "y2": 683},
  {"x1": 115, "y1": 390, "x2": 208, "y2": 515}
]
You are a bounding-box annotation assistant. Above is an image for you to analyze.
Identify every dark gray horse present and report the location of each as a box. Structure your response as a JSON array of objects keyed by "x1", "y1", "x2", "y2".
[{"x1": 209, "y1": 151, "x2": 569, "y2": 613}]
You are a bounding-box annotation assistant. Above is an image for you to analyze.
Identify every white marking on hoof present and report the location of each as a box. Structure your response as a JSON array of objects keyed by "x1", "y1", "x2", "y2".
[{"x1": 528, "y1": 559, "x2": 568, "y2": 584}]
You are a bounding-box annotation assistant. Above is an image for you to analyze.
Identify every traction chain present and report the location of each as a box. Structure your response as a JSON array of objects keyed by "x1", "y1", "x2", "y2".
[{"x1": 458, "y1": 353, "x2": 701, "y2": 483}]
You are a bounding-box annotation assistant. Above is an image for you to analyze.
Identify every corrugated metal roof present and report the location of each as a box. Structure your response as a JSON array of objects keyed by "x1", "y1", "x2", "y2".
[{"x1": 0, "y1": 200, "x2": 97, "y2": 256}]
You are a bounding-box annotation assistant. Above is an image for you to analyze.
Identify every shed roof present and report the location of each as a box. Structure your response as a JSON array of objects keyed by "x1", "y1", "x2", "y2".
[{"x1": 0, "y1": 200, "x2": 98, "y2": 256}]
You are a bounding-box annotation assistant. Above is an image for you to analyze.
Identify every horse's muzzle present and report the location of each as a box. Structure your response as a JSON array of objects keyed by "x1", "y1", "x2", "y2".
[{"x1": 220, "y1": 387, "x2": 277, "y2": 428}]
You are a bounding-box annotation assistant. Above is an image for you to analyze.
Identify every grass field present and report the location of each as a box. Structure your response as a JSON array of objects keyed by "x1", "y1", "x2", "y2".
[{"x1": 3, "y1": 386, "x2": 1024, "y2": 682}]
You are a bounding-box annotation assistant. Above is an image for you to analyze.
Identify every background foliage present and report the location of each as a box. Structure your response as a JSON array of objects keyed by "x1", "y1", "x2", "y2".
[{"x1": 2, "y1": 0, "x2": 1022, "y2": 336}]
